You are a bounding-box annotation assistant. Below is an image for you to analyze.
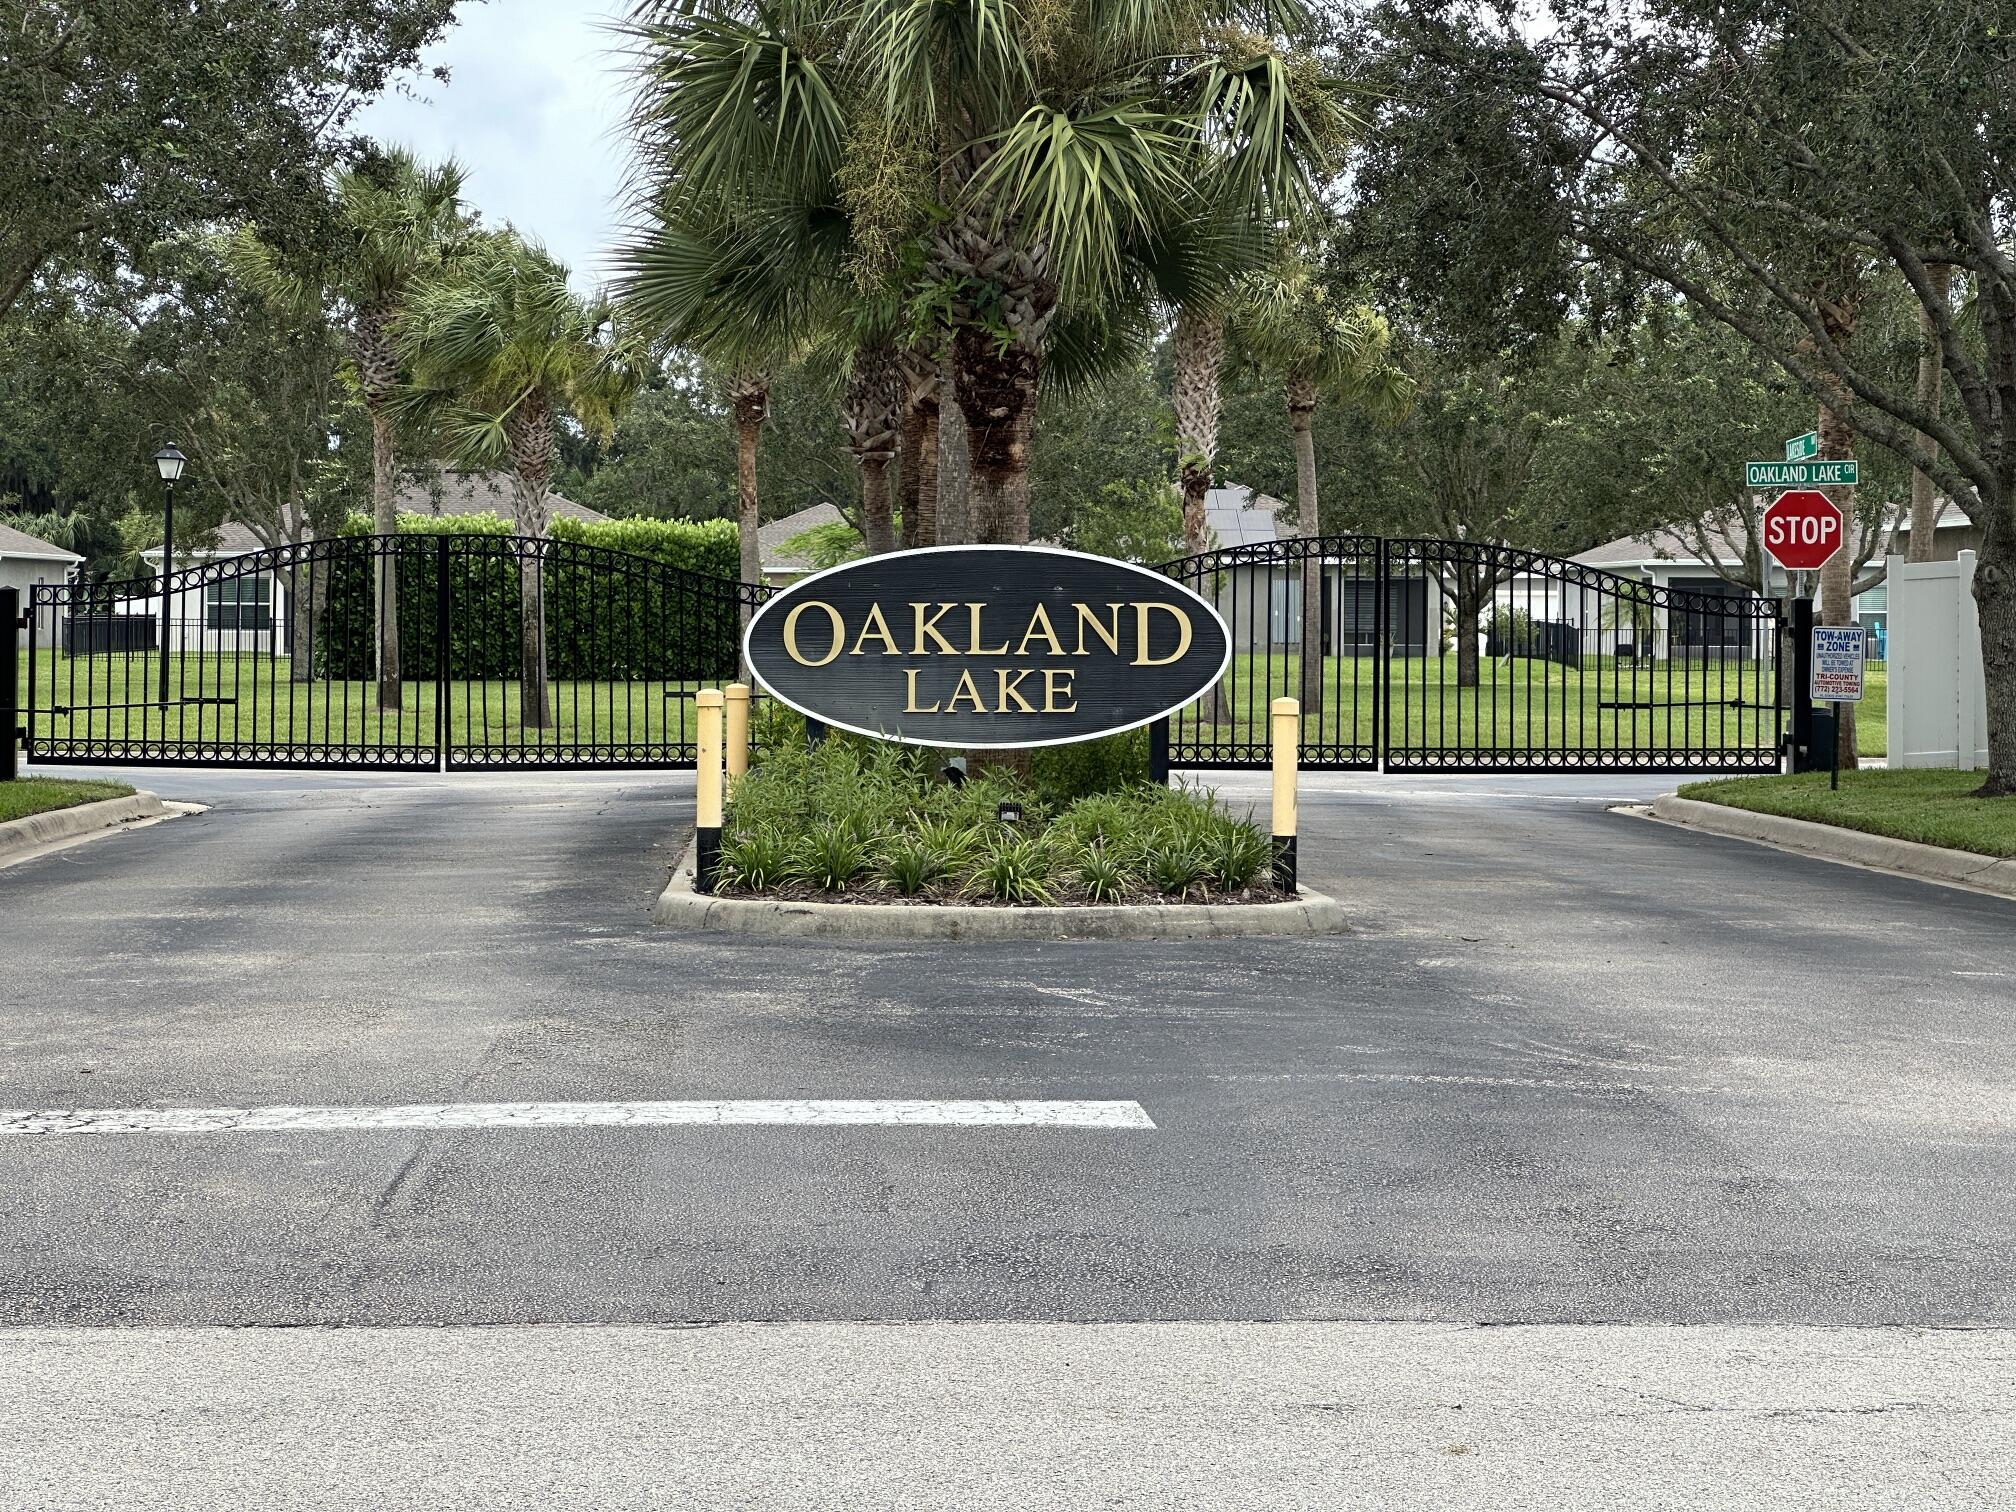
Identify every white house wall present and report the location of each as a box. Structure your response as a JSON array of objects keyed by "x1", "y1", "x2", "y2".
[
  {"x1": 1886, "y1": 551, "x2": 1989, "y2": 770},
  {"x1": 2, "y1": 558, "x2": 75, "y2": 653},
  {"x1": 117, "y1": 573, "x2": 293, "y2": 657}
]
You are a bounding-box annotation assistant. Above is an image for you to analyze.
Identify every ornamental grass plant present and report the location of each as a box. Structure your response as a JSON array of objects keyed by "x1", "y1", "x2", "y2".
[{"x1": 715, "y1": 734, "x2": 1279, "y2": 906}]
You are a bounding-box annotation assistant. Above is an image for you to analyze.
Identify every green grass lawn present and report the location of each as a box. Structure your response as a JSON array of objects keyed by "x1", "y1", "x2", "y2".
[
  {"x1": 0, "y1": 777, "x2": 136, "y2": 824},
  {"x1": 17, "y1": 646, "x2": 1889, "y2": 762},
  {"x1": 22, "y1": 650, "x2": 720, "y2": 754},
  {"x1": 1178, "y1": 650, "x2": 1872, "y2": 758},
  {"x1": 1678, "y1": 769, "x2": 2016, "y2": 857}
]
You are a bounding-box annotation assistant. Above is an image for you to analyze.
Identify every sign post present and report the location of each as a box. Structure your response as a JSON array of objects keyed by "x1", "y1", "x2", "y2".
[
  {"x1": 1758, "y1": 488, "x2": 1847, "y2": 773},
  {"x1": 1810, "y1": 626, "x2": 1866, "y2": 792}
]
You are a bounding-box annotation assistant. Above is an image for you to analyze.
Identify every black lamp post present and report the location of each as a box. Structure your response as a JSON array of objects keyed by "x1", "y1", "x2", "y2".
[{"x1": 152, "y1": 444, "x2": 186, "y2": 705}]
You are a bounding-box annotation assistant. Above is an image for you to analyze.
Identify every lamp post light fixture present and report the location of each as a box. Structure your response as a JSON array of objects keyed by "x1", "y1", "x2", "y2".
[{"x1": 151, "y1": 444, "x2": 186, "y2": 706}]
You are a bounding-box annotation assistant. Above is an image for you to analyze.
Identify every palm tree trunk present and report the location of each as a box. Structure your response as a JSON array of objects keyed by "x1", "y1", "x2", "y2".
[
  {"x1": 951, "y1": 318, "x2": 1036, "y2": 777},
  {"x1": 935, "y1": 347, "x2": 969, "y2": 546},
  {"x1": 369, "y1": 403, "x2": 402, "y2": 710},
  {"x1": 899, "y1": 390, "x2": 941, "y2": 550},
  {"x1": 955, "y1": 325, "x2": 1037, "y2": 545},
  {"x1": 1289, "y1": 376, "x2": 1324, "y2": 720},
  {"x1": 732, "y1": 373, "x2": 767, "y2": 589},
  {"x1": 1173, "y1": 307, "x2": 1224, "y2": 558},
  {"x1": 938, "y1": 212, "x2": 1052, "y2": 548},
  {"x1": 847, "y1": 346, "x2": 903, "y2": 555},
  {"x1": 862, "y1": 459, "x2": 896, "y2": 555},
  {"x1": 509, "y1": 400, "x2": 556, "y2": 730},
  {"x1": 1908, "y1": 263, "x2": 1951, "y2": 562}
]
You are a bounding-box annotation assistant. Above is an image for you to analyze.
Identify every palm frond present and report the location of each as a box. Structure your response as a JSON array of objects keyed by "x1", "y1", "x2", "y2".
[{"x1": 968, "y1": 100, "x2": 1191, "y2": 297}]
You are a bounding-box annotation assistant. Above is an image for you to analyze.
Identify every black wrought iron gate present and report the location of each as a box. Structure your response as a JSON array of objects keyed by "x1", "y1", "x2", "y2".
[
  {"x1": 24, "y1": 533, "x2": 765, "y2": 771},
  {"x1": 1158, "y1": 535, "x2": 1785, "y2": 773},
  {"x1": 19, "y1": 531, "x2": 1781, "y2": 775}
]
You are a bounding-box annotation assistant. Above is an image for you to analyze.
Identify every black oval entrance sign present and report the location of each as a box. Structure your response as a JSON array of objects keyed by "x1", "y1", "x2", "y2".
[{"x1": 744, "y1": 546, "x2": 1230, "y2": 748}]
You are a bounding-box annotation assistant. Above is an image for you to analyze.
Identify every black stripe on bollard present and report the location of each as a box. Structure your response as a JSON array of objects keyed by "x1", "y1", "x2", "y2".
[
  {"x1": 696, "y1": 825, "x2": 722, "y2": 894},
  {"x1": 1272, "y1": 833, "x2": 1297, "y2": 895}
]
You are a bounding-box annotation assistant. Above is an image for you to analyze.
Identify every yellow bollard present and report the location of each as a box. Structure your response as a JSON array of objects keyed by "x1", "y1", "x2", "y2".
[
  {"x1": 1270, "y1": 696, "x2": 1298, "y2": 894},
  {"x1": 724, "y1": 683, "x2": 750, "y2": 796},
  {"x1": 696, "y1": 688, "x2": 724, "y2": 892}
]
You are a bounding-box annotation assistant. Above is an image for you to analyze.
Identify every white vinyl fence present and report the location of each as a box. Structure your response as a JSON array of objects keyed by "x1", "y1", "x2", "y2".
[{"x1": 1886, "y1": 551, "x2": 1990, "y2": 769}]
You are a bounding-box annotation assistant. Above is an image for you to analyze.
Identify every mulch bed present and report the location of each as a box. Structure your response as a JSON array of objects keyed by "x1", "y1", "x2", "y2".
[{"x1": 712, "y1": 878, "x2": 1293, "y2": 908}]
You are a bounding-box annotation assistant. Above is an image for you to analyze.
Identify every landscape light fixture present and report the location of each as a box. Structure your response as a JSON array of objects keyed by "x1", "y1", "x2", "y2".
[
  {"x1": 996, "y1": 799, "x2": 1023, "y2": 825},
  {"x1": 941, "y1": 756, "x2": 968, "y2": 787},
  {"x1": 151, "y1": 443, "x2": 186, "y2": 704},
  {"x1": 152, "y1": 443, "x2": 187, "y2": 483}
]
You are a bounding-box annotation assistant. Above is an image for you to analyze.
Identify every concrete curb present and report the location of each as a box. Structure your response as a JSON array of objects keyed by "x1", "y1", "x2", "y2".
[
  {"x1": 652, "y1": 841, "x2": 1347, "y2": 941},
  {"x1": 1647, "y1": 793, "x2": 2016, "y2": 902},
  {"x1": 0, "y1": 791, "x2": 169, "y2": 867}
]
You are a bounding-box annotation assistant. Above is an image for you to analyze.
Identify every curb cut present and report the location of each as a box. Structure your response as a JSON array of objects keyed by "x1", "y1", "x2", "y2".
[
  {"x1": 652, "y1": 842, "x2": 1347, "y2": 941},
  {"x1": 0, "y1": 791, "x2": 171, "y2": 868},
  {"x1": 1645, "y1": 793, "x2": 2016, "y2": 903}
]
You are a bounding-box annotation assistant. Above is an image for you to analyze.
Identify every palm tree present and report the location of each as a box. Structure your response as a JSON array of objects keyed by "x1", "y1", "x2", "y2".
[
  {"x1": 614, "y1": 4, "x2": 846, "y2": 580},
  {"x1": 618, "y1": 0, "x2": 1340, "y2": 545},
  {"x1": 1235, "y1": 250, "x2": 1411, "y2": 712},
  {"x1": 399, "y1": 232, "x2": 642, "y2": 727},
  {"x1": 330, "y1": 149, "x2": 469, "y2": 710}
]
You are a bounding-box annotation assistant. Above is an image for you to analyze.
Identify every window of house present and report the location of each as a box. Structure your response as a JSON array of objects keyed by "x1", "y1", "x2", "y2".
[{"x1": 205, "y1": 575, "x2": 273, "y2": 630}]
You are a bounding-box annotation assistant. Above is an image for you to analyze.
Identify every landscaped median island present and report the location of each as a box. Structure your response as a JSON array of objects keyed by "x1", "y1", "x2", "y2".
[
  {"x1": 654, "y1": 727, "x2": 1345, "y2": 939},
  {"x1": 0, "y1": 778, "x2": 135, "y2": 825},
  {"x1": 721, "y1": 738, "x2": 1282, "y2": 907},
  {"x1": 1677, "y1": 771, "x2": 2016, "y2": 859}
]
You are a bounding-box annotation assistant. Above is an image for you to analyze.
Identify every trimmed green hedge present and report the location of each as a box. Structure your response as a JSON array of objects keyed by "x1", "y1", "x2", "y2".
[{"x1": 313, "y1": 511, "x2": 747, "y2": 681}]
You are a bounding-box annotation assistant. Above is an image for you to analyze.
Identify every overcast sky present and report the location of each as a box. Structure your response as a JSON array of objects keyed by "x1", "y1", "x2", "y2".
[{"x1": 353, "y1": 1, "x2": 633, "y2": 290}]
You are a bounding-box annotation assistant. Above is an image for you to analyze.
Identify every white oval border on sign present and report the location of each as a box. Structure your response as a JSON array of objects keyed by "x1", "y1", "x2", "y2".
[{"x1": 741, "y1": 543, "x2": 1234, "y2": 749}]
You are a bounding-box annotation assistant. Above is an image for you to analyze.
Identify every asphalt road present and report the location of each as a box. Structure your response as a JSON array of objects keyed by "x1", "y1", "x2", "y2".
[{"x1": 2, "y1": 763, "x2": 2012, "y2": 1329}]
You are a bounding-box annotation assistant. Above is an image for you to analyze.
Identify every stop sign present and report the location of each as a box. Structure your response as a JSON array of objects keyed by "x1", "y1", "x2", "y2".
[{"x1": 1761, "y1": 489, "x2": 1845, "y2": 571}]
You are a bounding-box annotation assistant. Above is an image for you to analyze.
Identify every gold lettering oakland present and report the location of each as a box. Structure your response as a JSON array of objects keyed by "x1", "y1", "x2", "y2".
[{"x1": 777, "y1": 599, "x2": 1194, "y2": 715}]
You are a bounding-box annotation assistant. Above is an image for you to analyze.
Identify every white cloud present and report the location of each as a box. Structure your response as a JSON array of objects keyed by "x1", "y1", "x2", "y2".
[{"x1": 353, "y1": 1, "x2": 636, "y2": 290}]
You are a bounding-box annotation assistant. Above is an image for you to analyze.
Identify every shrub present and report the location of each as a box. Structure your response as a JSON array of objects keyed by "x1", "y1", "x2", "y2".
[
  {"x1": 313, "y1": 511, "x2": 745, "y2": 681},
  {"x1": 1031, "y1": 727, "x2": 1150, "y2": 802}
]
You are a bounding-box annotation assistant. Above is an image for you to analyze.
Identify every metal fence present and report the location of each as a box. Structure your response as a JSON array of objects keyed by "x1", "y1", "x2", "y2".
[
  {"x1": 1155, "y1": 536, "x2": 1784, "y2": 773},
  {"x1": 25, "y1": 533, "x2": 766, "y2": 771},
  {"x1": 19, "y1": 531, "x2": 1783, "y2": 776}
]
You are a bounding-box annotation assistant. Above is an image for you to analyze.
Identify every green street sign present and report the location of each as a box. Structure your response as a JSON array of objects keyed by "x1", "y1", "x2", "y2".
[
  {"x1": 1746, "y1": 459, "x2": 1858, "y2": 488},
  {"x1": 1784, "y1": 431, "x2": 1820, "y2": 461}
]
